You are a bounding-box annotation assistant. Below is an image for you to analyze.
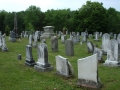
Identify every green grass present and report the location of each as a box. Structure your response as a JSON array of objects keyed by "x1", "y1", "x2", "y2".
[{"x1": 0, "y1": 36, "x2": 120, "y2": 90}]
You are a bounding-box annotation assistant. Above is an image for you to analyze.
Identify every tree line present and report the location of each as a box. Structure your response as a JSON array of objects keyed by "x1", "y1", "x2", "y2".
[{"x1": 0, "y1": 1, "x2": 120, "y2": 36}]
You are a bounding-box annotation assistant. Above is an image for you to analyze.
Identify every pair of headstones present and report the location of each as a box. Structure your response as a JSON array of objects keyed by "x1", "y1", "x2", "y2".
[{"x1": 25, "y1": 43, "x2": 53, "y2": 71}]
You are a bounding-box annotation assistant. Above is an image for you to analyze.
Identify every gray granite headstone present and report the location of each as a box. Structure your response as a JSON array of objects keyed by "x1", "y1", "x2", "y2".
[
  {"x1": 51, "y1": 36, "x2": 58, "y2": 52},
  {"x1": 103, "y1": 39, "x2": 120, "y2": 67},
  {"x1": 65, "y1": 39, "x2": 74, "y2": 56},
  {"x1": 87, "y1": 41, "x2": 94, "y2": 53},
  {"x1": 55, "y1": 55, "x2": 74, "y2": 77},
  {"x1": 77, "y1": 54, "x2": 102, "y2": 89},
  {"x1": 25, "y1": 45, "x2": 36, "y2": 66},
  {"x1": 9, "y1": 31, "x2": 16, "y2": 42},
  {"x1": 34, "y1": 43, "x2": 53, "y2": 72}
]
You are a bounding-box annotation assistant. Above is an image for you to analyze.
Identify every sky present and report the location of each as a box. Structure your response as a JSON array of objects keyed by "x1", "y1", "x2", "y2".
[{"x1": 0, "y1": 0, "x2": 120, "y2": 12}]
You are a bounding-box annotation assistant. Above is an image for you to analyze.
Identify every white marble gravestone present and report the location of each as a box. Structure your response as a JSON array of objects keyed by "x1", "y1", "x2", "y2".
[
  {"x1": 29, "y1": 34, "x2": 33, "y2": 46},
  {"x1": 77, "y1": 54, "x2": 102, "y2": 89},
  {"x1": 33, "y1": 31, "x2": 38, "y2": 47},
  {"x1": 42, "y1": 26, "x2": 55, "y2": 38},
  {"x1": 34, "y1": 43, "x2": 53, "y2": 72},
  {"x1": 103, "y1": 39, "x2": 120, "y2": 67},
  {"x1": 55, "y1": 55, "x2": 74, "y2": 77},
  {"x1": 94, "y1": 32, "x2": 99, "y2": 41},
  {"x1": 61, "y1": 35, "x2": 66, "y2": 44},
  {"x1": 25, "y1": 45, "x2": 35, "y2": 66},
  {"x1": 1, "y1": 36, "x2": 8, "y2": 51},
  {"x1": 102, "y1": 33, "x2": 110, "y2": 54}
]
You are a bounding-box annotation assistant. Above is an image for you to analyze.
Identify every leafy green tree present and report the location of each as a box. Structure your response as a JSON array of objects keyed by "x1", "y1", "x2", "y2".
[
  {"x1": 75, "y1": 1, "x2": 108, "y2": 33},
  {"x1": 24, "y1": 5, "x2": 44, "y2": 30},
  {"x1": 5, "y1": 25, "x2": 10, "y2": 36}
]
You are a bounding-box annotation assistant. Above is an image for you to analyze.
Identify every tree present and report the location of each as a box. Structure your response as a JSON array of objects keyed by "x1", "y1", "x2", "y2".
[
  {"x1": 24, "y1": 5, "x2": 44, "y2": 30},
  {"x1": 5, "y1": 25, "x2": 10, "y2": 36},
  {"x1": 75, "y1": 1, "x2": 108, "y2": 33}
]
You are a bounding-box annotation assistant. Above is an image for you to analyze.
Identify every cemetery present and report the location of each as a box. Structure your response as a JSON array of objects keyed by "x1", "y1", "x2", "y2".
[
  {"x1": 0, "y1": 31, "x2": 120, "y2": 90},
  {"x1": 0, "y1": 1, "x2": 120, "y2": 90}
]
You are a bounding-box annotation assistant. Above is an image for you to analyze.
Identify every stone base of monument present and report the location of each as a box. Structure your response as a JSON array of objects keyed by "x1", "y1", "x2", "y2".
[
  {"x1": 34, "y1": 63, "x2": 53, "y2": 72},
  {"x1": 9, "y1": 37, "x2": 16, "y2": 42},
  {"x1": 103, "y1": 60, "x2": 120, "y2": 67},
  {"x1": 25, "y1": 59, "x2": 36, "y2": 66},
  {"x1": 76, "y1": 79, "x2": 103, "y2": 89},
  {"x1": 42, "y1": 33, "x2": 54, "y2": 38},
  {"x1": 94, "y1": 39, "x2": 100, "y2": 41}
]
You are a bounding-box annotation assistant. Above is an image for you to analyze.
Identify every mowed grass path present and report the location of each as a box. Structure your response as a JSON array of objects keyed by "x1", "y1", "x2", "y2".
[{"x1": 0, "y1": 36, "x2": 120, "y2": 90}]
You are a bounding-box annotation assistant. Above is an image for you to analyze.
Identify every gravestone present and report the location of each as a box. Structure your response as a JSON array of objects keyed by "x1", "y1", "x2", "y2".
[
  {"x1": 94, "y1": 32, "x2": 99, "y2": 41},
  {"x1": 0, "y1": 36, "x2": 2, "y2": 47},
  {"x1": 93, "y1": 47, "x2": 103, "y2": 62},
  {"x1": 51, "y1": 36, "x2": 58, "y2": 52},
  {"x1": 77, "y1": 54, "x2": 102, "y2": 89},
  {"x1": 34, "y1": 43, "x2": 53, "y2": 72},
  {"x1": 42, "y1": 26, "x2": 55, "y2": 38},
  {"x1": 25, "y1": 45, "x2": 36, "y2": 66},
  {"x1": 1, "y1": 36, "x2": 8, "y2": 52},
  {"x1": 18, "y1": 54, "x2": 22, "y2": 60},
  {"x1": 55, "y1": 55, "x2": 74, "y2": 77},
  {"x1": 87, "y1": 41, "x2": 94, "y2": 53},
  {"x1": 29, "y1": 34, "x2": 33, "y2": 46},
  {"x1": 65, "y1": 39, "x2": 74, "y2": 56},
  {"x1": 117, "y1": 34, "x2": 120, "y2": 55},
  {"x1": 9, "y1": 31, "x2": 16, "y2": 42},
  {"x1": 61, "y1": 35, "x2": 67, "y2": 44},
  {"x1": 103, "y1": 39, "x2": 120, "y2": 67},
  {"x1": 102, "y1": 33, "x2": 110, "y2": 54},
  {"x1": 33, "y1": 31, "x2": 38, "y2": 47},
  {"x1": 82, "y1": 34, "x2": 87, "y2": 42}
]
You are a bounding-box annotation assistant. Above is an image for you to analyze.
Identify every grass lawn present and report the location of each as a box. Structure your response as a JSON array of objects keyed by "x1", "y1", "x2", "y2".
[{"x1": 0, "y1": 36, "x2": 120, "y2": 90}]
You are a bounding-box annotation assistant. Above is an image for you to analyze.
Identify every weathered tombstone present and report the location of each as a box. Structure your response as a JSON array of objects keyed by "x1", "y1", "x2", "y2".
[
  {"x1": 61, "y1": 35, "x2": 66, "y2": 44},
  {"x1": 33, "y1": 31, "x2": 38, "y2": 47},
  {"x1": 9, "y1": 31, "x2": 16, "y2": 42},
  {"x1": 1, "y1": 36, "x2": 8, "y2": 52},
  {"x1": 18, "y1": 54, "x2": 22, "y2": 60},
  {"x1": 0, "y1": 36, "x2": 2, "y2": 47},
  {"x1": 102, "y1": 33, "x2": 110, "y2": 54},
  {"x1": 42, "y1": 26, "x2": 55, "y2": 38},
  {"x1": 87, "y1": 41, "x2": 94, "y2": 53},
  {"x1": 55, "y1": 55, "x2": 74, "y2": 77},
  {"x1": 93, "y1": 47, "x2": 103, "y2": 62},
  {"x1": 77, "y1": 54, "x2": 102, "y2": 89},
  {"x1": 51, "y1": 36, "x2": 58, "y2": 52},
  {"x1": 29, "y1": 34, "x2": 33, "y2": 46},
  {"x1": 94, "y1": 32, "x2": 100, "y2": 41},
  {"x1": 65, "y1": 39, "x2": 74, "y2": 56},
  {"x1": 25, "y1": 45, "x2": 36, "y2": 66},
  {"x1": 34, "y1": 43, "x2": 53, "y2": 72},
  {"x1": 82, "y1": 34, "x2": 87, "y2": 42},
  {"x1": 103, "y1": 39, "x2": 120, "y2": 67}
]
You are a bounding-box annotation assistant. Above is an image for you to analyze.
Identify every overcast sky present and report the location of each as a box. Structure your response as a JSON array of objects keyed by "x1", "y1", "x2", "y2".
[{"x1": 0, "y1": 0, "x2": 120, "y2": 12}]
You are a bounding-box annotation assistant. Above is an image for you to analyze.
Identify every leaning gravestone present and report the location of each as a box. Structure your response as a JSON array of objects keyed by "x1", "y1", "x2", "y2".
[
  {"x1": 51, "y1": 36, "x2": 58, "y2": 52},
  {"x1": 77, "y1": 54, "x2": 102, "y2": 89},
  {"x1": 34, "y1": 43, "x2": 53, "y2": 72},
  {"x1": 103, "y1": 39, "x2": 120, "y2": 67},
  {"x1": 25, "y1": 45, "x2": 36, "y2": 66},
  {"x1": 102, "y1": 33, "x2": 110, "y2": 54},
  {"x1": 42, "y1": 26, "x2": 55, "y2": 38},
  {"x1": 55, "y1": 55, "x2": 74, "y2": 77},
  {"x1": 86, "y1": 41, "x2": 94, "y2": 53},
  {"x1": 65, "y1": 39, "x2": 74, "y2": 56}
]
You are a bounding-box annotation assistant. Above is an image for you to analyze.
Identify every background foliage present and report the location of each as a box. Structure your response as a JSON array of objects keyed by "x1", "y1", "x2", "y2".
[{"x1": 0, "y1": 1, "x2": 120, "y2": 35}]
